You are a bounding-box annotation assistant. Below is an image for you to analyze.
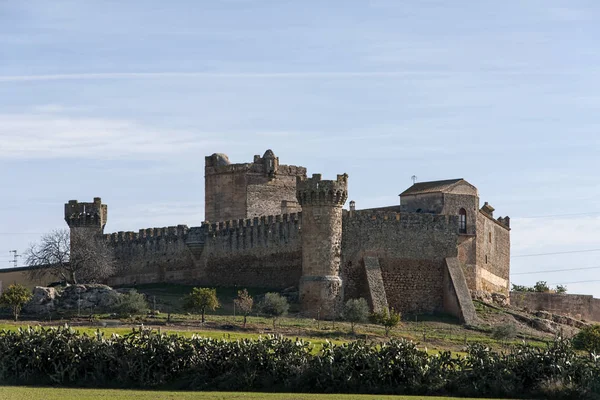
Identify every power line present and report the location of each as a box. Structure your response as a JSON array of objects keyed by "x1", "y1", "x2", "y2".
[
  {"x1": 512, "y1": 266, "x2": 600, "y2": 275},
  {"x1": 512, "y1": 248, "x2": 600, "y2": 258}
]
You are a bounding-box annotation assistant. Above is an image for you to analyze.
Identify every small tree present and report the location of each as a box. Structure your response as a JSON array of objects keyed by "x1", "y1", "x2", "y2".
[
  {"x1": 371, "y1": 307, "x2": 401, "y2": 336},
  {"x1": 259, "y1": 292, "x2": 289, "y2": 329},
  {"x1": 25, "y1": 229, "x2": 115, "y2": 284},
  {"x1": 234, "y1": 289, "x2": 253, "y2": 328},
  {"x1": 183, "y1": 287, "x2": 220, "y2": 323},
  {"x1": 343, "y1": 298, "x2": 369, "y2": 334},
  {"x1": 114, "y1": 290, "x2": 149, "y2": 317},
  {"x1": 573, "y1": 324, "x2": 600, "y2": 353},
  {"x1": 0, "y1": 284, "x2": 32, "y2": 321},
  {"x1": 491, "y1": 323, "x2": 517, "y2": 342}
]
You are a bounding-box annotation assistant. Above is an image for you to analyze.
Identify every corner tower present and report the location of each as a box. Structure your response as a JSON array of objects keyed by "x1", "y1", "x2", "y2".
[
  {"x1": 296, "y1": 173, "x2": 348, "y2": 318},
  {"x1": 64, "y1": 197, "x2": 107, "y2": 235}
]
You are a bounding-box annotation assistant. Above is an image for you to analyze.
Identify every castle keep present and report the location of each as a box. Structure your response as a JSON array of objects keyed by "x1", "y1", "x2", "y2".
[{"x1": 66, "y1": 150, "x2": 511, "y2": 321}]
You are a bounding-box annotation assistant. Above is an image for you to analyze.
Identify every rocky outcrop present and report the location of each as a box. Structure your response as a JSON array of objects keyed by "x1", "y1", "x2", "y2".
[
  {"x1": 23, "y1": 287, "x2": 59, "y2": 315},
  {"x1": 472, "y1": 290, "x2": 509, "y2": 307},
  {"x1": 23, "y1": 284, "x2": 121, "y2": 315}
]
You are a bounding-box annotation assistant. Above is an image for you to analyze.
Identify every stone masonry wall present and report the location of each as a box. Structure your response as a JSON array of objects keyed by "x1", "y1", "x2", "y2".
[
  {"x1": 510, "y1": 291, "x2": 600, "y2": 322},
  {"x1": 246, "y1": 166, "x2": 304, "y2": 218},
  {"x1": 198, "y1": 213, "x2": 302, "y2": 289},
  {"x1": 204, "y1": 165, "x2": 249, "y2": 223},
  {"x1": 341, "y1": 210, "x2": 459, "y2": 314},
  {"x1": 205, "y1": 152, "x2": 306, "y2": 222},
  {"x1": 441, "y1": 193, "x2": 479, "y2": 236},
  {"x1": 103, "y1": 214, "x2": 303, "y2": 290},
  {"x1": 104, "y1": 226, "x2": 195, "y2": 286},
  {"x1": 476, "y1": 212, "x2": 510, "y2": 294}
]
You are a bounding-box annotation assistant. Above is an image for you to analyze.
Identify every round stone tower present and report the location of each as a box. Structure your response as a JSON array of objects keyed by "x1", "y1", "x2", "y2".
[{"x1": 296, "y1": 173, "x2": 348, "y2": 319}]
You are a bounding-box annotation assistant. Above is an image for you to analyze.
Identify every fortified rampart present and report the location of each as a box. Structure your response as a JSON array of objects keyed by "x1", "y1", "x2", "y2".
[{"x1": 104, "y1": 213, "x2": 302, "y2": 290}]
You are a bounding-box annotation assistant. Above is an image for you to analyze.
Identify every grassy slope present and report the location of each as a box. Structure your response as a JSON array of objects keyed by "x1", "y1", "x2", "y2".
[
  {"x1": 0, "y1": 387, "x2": 504, "y2": 400},
  {"x1": 0, "y1": 283, "x2": 555, "y2": 355}
]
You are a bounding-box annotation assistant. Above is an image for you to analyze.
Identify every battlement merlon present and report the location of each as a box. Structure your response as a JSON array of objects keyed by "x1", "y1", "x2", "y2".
[
  {"x1": 296, "y1": 173, "x2": 349, "y2": 207},
  {"x1": 64, "y1": 198, "x2": 107, "y2": 231}
]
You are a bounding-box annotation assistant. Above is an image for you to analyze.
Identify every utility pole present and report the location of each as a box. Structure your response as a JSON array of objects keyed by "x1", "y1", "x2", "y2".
[{"x1": 8, "y1": 250, "x2": 20, "y2": 268}]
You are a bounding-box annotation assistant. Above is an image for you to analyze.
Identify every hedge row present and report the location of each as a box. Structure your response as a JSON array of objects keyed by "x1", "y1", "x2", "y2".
[{"x1": 0, "y1": 326, "x2": 598, "y2": 399}]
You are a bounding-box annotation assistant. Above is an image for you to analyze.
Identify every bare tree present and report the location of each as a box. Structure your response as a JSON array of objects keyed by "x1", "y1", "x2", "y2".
[{"x1": 25, "y1": 228, "x2": 115, "y2": 284}]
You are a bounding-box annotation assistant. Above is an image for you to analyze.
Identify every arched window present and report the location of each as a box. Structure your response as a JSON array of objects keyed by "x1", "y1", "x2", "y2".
[{"x1": 459, "y1": 208, "x2": 467, "y2": 233}]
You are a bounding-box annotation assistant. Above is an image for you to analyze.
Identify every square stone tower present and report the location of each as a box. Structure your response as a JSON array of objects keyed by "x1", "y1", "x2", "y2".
[{"x1": 204, "y1": 150, "x2": 307, "y2": 222}]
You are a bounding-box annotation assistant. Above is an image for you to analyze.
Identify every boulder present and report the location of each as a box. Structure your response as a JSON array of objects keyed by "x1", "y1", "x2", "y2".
[
  {"x1": 59, "y1": 284, "x2": 120, "y2": 312},
  {"x1": 23, "y1": 286, "x2": 59, "y2": 315},
  {"x1": 24, "y1": 284, "x2": 122, "y2": 315}
]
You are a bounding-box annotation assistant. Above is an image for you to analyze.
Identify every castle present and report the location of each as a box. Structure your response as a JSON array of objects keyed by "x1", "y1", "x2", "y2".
[{"x1": 64, "y1": 150, "x2": 511, "y2": 322}]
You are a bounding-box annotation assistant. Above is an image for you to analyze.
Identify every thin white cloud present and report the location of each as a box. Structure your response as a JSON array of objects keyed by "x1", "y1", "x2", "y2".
[
  {"x1": 0, "y1": 113, "x2": 227, "y2": 160},
  {"x1": 0, "y1": 71, "x2": 462, "y2": 83}
]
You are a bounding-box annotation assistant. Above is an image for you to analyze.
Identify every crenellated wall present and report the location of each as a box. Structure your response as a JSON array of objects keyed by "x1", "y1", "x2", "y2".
[
  {"x1": 198, "y1": 213, "x2": 302, "y2": 289},
  {"x1": 341, "y1": 210, "x2": 460, "y2": 314},
  {"x1": 104, "y1": 225, "x2": 195, "y2": 286},
  {"x1": 103, "y1": 214, "x2": 303, "y2": 290}
]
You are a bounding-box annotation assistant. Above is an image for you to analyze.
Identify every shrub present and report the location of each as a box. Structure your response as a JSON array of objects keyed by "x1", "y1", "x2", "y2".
[
  {"x1": 491, "y1": 323, "x2": 517, "y2": 341},
  {"x1": 259, "y1": 292, "x2": 289, "y2": 329},
  {"x1": 0, "y1": 327, "x2": 598, "y2": 398},
  {"x1": 573, "y1": 324, "x2": 600, "y2": 353},
  {"x1": 534, "y1": 281, "x2": 550, "y2": 293},
  {"x1": 511, "y1": 284, "x2": 534, "y2": 292},
  {"x1": 343, "y1": 298, "x2": 369, "y2": 333},
  {"x1": 0, "y1": 284, "x2": 32, "y2": 321},
  {"x1": 371, "y1": 307, "x2": 401, "y2": 336},
  {"x1": 234, "y1": 289, "x2": 253, "y2": 328},
  {"x1": 114, "y1": 290, "x2": 148, "y2": 317},
  {"x1": 183, "y1": 287, "x2": 220, "y2": 323},
  {"x1": 555, "y1": 284, "x2": 567, "y2": 294}
]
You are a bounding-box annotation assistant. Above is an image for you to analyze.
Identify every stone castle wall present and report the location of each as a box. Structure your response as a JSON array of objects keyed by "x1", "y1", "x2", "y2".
[
  {"x1": 341, "y1": 210, "x2": 460, "y2": 314},
  {"x1": 104, "y1": 226, "x2": 195, "y2": 286},
  {"x1": 475, "y1": 212, "x2": 510, "y2": 294},
  {"x1": 198, "y1": 213, "x2": 302, "y2": 288},
  {"x1": 510, "y1": 291, "x2": 600, "y2": 323},
  {"x1": 103, "y1": 213, "x2": 302, "y2": 290}
]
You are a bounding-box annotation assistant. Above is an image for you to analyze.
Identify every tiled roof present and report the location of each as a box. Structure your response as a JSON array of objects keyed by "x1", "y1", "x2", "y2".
[{"x1": 399, "y1": 178, "x2": 465, "y2": 196}]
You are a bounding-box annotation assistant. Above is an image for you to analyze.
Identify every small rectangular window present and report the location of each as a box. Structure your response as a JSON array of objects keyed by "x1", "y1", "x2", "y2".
[
  {"x1": 489, "y1": 232, "x2": 492, "y2": 243},
  {"x1": 485, "y1": 255, "x2": 488, "y2": 264}
]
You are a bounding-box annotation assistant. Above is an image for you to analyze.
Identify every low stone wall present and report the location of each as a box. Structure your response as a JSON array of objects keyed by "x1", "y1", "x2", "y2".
[
  {"x1": 510, "y1": 291, "x2": 600, "y2": 323},
  {"x1": 0, "y1": 267, "x2": 52, "y2": 292}
]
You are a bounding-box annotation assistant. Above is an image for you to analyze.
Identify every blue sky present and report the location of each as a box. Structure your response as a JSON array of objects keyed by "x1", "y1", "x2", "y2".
[{"x1": 1, "y1": 0, "x2": 600, "y2": 296}]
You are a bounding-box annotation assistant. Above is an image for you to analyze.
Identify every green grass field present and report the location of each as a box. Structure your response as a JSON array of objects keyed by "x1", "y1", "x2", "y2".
[
  {"x1": 0, "y1": 387, "x2": 504, "y2": 400},
  {"x1": 0, "y1": 283, "x2": 554, "y2": 356}
]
